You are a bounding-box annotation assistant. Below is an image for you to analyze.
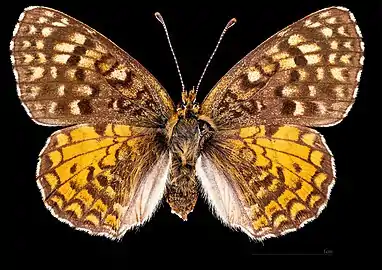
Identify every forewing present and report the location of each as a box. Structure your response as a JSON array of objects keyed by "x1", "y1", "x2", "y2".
[
  {"x1": 200, "y1": 7, "x2": 364, "y2": 128},
  {"x1": 37, "y1": 123, "x2": 170, "y2": 239},
  {"x1": 196, "y1": 125, "x2": 334, "y2": 240},
  {"x1": 11, "y1": 6, "x2": 174, "y2": 127}
]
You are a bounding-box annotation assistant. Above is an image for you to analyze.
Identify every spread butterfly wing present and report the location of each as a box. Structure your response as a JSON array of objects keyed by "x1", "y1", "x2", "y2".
[
  {"x1": 37, "y1": 123, "x2": 170, "y2": 239},
  {"x1": 10, "y1": 6, "x2": 174, "y2": 127},
  {"x1": 196, "y1": 125, "x2": 334, "y2": 240},
  {"x1": 200, "y1": 7, "x2": 364, "y2": 129}
]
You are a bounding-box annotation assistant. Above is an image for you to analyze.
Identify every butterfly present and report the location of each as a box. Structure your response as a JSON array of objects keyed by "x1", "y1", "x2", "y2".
[{"x1": 10, "y1": 6, "x2": 364, "y2": 241}]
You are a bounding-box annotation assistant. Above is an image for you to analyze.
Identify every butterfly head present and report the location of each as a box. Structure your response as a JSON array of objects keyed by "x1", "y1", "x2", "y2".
[{"x1": 177, "y1": 88, "x2": 199, "y2": 118}]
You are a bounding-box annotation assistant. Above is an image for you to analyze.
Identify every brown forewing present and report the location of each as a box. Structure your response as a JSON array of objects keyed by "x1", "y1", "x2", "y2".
[
  {"x1": 11, "y1": 7, "x2": 174, "y2": 127},
  {"x1": 200, "y1": 7, "x2": 364, "y2": 129}
]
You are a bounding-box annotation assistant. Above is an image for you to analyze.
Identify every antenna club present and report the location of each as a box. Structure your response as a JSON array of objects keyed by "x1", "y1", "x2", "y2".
[
  {"x1": 226, "y1": 18, "x2": 237, "y2": 29},
  {"x1": 155, "y1": 12, "x2": 164, "y2": 24}
]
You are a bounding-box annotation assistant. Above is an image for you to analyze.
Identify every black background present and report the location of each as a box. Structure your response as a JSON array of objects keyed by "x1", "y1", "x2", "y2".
[{"x1": 6, "y1": 0, "x2": 381, "y2": 263}]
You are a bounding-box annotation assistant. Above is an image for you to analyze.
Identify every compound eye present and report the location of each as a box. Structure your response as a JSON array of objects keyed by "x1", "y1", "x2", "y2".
[{"x1": 198, "y1": 120, "x2": 214, "y2": 134}]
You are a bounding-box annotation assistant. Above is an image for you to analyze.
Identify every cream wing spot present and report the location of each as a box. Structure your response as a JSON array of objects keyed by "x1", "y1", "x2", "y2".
[
  {"x1": 95, "y1": 44, "x2": 108, "y2": 54},
  {"x1": 36, "y1": 40, "x2": 44, "y2": 49},
  {"x1": 334, "y1": 86, "x2": 345, "y2": 98},
  {"x1": 85, "y1": 50, "x2": 103, "y2": 59},
  {"x1": 340, "y1": 54, "x2": 351, "y2": 64},
  {"x1": 38, "y1": 17, "x2": 48, "y2": 23},
  {"x1": 337, "y1": 26, "x2": 348, "y2": 36},
  {"x1": 288, "y1": 34, "x2": 305, "y2": 46},
  {"x1": 305, "y1": 54, "x2": 321, "y2": 65},
  {"x1": 52, "y1": 21, "x2": 67, "y2": 27},
  {"x1": 50, "y1": 66, "x2": 58, "y2": 78},
  {"x1": 66, "y1": 69, "x2": 76, "y2": 80},
  {"x1": 70, "y1": 100, "x2": 81, "y2": 115},
  {"x1": 298, "y1": 69, "x2": 308, "y2": 80},
  {"x1": 330, "y1": 40, "x2": 338, "y2": 50},
  {"x1": 76, "y1": 85, "x2": 93, "y2": 96},
  {"x1": 326, "y1": 17, "x2": 336, "y2": 24},
  {"x1": 279, "y1": 58, "x2": 296, "y2": 69},
  {"x1": 304, "y1": 19, "x2": 312, "y2": 26},
  {"x1": 111, "y1": 99, "x2": 119, "y2": 110},
  {"x1": 321, "y1": 27, "x2": 333, "y2": 38},
  {"x1": 29, "y1": 67, "x2": 44, "y2": 81},
  {"x1": 23, "y1": 53, "x2": 34, "y2": 63},
  {"x1": 316, "y1": 67, "x2": 324, "y2": 80},
  {"x1": 308, "y1": 22, "x2": 321, "y2": 28},
  {"x1": 277, "y1": 29, "x2": 290, "y2": 37},
  {"x1": 318, "y1": 11, "x2": 330, "y2": 18},
  {"x1": 58, "y1": 85, "x2": 65, "y2": 96},
  {"x1": 247, "y1": 68, "x2": 261, "y2": 82},
  {"x1": 61, "y1": 18, "x2": 70, "y2": 25},
  {"x1": 54, "y1": 43, "x2": 75, "y2": 53},
  {"x1": 308, "y1": 86, "x2": 316, "y2": 96},
  {"x1": 272, "y1": 52, "x2": 289, "y2": 61},
  {"x1": 293, "y1": 102, "x2": 304, "y2": 116},
  {"x1": 22, "y1": 40, "x2": 31, "y2": 49},
  {"x1": 329, "y1": 53, "x2": 337, "y2": 64},
  {"x1": 42, "y1": 27, "x2": 53, "y2": 37},
  {"x1": 71, "y1": 33, "x2": 86, "y2": 45},
  {"x1": 256, "y1": 101, "x2": 265, "y2": 111},
  {"x1": 343, "y1": 41, "x2": 352, "y2": 49},
  {"x1": 266, "y1": 45, "x2": 279, "y2": 55},
  {"x1": 109, "y1": 69, "x2": 127, "y2": 81},
  {"x1": 53, "y1": 54, "x2": 70, "y2": 64},
  {"x1": 44, "y1": 10, "x2": 55, "y2": 17},
  {"x1": 28, "y1": 25, "x2": 37, "y2": 35},
  {"x1": 298, "y1": 43, "x2": 321, "y2": 53},
  {"x1": 49, "y1": 102, "x2": 58, "y2": 113},
  {"x1": 282, "y1": 86, "x2": 298, "y2": 96},
  {"x1": 37, "y1": 52, "x2": 46, "y2": 63},
  {"x1": 78, "y1": 57, "x2": 95, "y2": 69},
  {"x1": 29, "y1": 86, "x2": 40, "y2": 98},
  {"x1": 331, "y1": 68, "x2": 346, "y2": 81}
]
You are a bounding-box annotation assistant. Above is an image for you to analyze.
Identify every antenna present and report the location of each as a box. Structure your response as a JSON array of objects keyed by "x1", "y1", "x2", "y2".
[
  {"x1": 155, "y1": 12, "x2": 185, "y2": 91},
  {"x1": 195, "y1": 18, "x2": 236, "y2": 93}
]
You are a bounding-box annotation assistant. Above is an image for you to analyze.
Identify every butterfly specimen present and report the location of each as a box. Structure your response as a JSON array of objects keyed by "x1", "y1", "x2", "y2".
[{"x1": 10, "y1": 6, "x2": 364, "y2": 241}]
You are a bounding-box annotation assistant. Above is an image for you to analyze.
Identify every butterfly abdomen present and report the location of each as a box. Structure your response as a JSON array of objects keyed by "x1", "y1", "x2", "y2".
[{"x1": 166, "y1": 159, "x2": 198, "y2": 220}]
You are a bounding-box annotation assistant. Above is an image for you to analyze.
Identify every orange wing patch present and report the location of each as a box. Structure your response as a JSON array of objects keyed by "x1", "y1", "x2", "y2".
[
  {"x1": 37, "y1": 123, "x2": 168, "y2": 238},
  {"x1": 198, "y1": 124, "x2": 335, "y2": 239}
]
